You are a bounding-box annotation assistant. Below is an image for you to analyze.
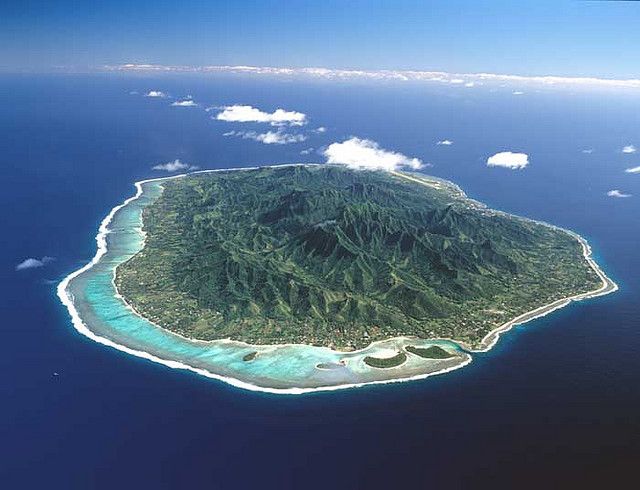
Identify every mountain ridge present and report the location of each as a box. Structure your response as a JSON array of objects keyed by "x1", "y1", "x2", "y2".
[{"x1": 115, "y1": 164, "x2": 601, "y2": 349}]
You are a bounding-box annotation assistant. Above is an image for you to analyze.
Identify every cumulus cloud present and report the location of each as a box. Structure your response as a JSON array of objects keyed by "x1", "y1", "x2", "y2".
[
  {"x1": 215, "y1": 105, "x2": 306, "y2": 126},
  {"x1": 625, "y1": 166, "x2": 640, "y2": 174},
  {"x1": 255, "y1": 131, "x2": 306, "y2": 144},
  {"x1": 145, "y1": 90, "x2": 166, "y2": 98},
  {"x1": 224, "y1": 129, "x2": 306, "y2": 145},
  {"x1": 315, "y1": 126, "x2": 327, "y2": 133},
  {"x1": 323, "y1": 137, "x2": 423, "y2": 171},
  {"x1": 300, "y1": 148, "x2": 314, "y2": 155},
  {"x1": 436, "y1": 139, "x2": 453, "y2": 146},
  {"x1": 16, "y1": 256, "x2": 54, "y2": 271},
  {"x1": 171, "y1": 99, "x2": 198, "y2": 107},
  {"x1": 622, "y1": 145, "x2": 637, "y2": 154},
  {"x1": 487, "y1": 151, "x2": 529, "y2": 170},
  {"x1": 607, "y1": 189, "x2": 632, "y2": 198},
  {"x1": 152, "y1": 159, "x2": 199, "y2": 172}
]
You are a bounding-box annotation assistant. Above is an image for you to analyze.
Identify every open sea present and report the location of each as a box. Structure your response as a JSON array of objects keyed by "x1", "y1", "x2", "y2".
[{"x1": 1, "y1": 74, "x2": 639, "y2": 488}]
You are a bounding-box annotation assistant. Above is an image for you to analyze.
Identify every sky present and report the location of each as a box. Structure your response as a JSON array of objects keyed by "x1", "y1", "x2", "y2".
[{"x1": 1, "y1": 0, "x2": 639, "y2": 78}]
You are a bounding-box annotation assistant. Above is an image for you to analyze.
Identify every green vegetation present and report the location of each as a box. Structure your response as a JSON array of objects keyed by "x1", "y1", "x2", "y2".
[
  {"x1": 363, "y1": 352, "x2": 408, "y2": 368},
  {"x1": 316, "y1": 362, "x2": 345, "y2": 370},
  {"x1": 405, "y1": 345, "x2": 454, "y2": 359},
  {"x1": 243, "y1": 351, "x2": 258, "y2": 361},
  {"x1": 115, "y1": 164, "x2": 601, "y2": 349}
]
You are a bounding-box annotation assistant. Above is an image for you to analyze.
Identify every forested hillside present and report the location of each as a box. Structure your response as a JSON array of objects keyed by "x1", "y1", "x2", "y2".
[{"x1": 116, "y1": 165, "x2": 601, "y2": 348}]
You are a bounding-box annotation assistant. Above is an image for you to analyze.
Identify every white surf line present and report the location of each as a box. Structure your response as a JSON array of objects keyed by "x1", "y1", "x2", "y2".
[{"x1": 57, "y1": 163, "x2": 471, "y2": 395}]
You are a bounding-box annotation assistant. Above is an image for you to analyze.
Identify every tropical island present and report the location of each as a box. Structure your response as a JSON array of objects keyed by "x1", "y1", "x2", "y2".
[{"x1": 114, "y1": 164, "x2": 606, "y2": 354}]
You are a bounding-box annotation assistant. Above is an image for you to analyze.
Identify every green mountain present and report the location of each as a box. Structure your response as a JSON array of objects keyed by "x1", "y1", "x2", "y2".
[{"x1": 115, "y1": 165, "x2": 601, "y2": 349}]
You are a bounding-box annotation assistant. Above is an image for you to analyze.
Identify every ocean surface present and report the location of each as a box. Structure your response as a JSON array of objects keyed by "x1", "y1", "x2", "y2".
[{"x1": 1, "y1": 74, "x2": 639, "y2": 488}]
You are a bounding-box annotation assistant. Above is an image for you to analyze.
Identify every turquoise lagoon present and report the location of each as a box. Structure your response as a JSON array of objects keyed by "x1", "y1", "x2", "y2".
[{"x1": 59, "y1": 172, "x2": 470, "y2": 394}]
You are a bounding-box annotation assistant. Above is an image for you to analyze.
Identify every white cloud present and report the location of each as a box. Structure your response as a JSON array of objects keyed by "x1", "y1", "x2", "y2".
[
  {"x1": 512, "y1": 91, "x2": 525, "y2": 95},
  {"x1": 487, "y1": 151, "x2": 529, "y2": 170},
  {"x1": 256, "y1": 131, "x2": 306, "y2": 144},
  {"x1": 300, "y1": 148, "x2": 314, "y2": 155},
  {"x1": 323, "y1": 137, "x2": 423, "y2": 171},
  {"x1": 622, "y1": 145, "x2": 637, "y2": 154},
  {"x1": 171, "y1": 99, "x2": 198, "y2": 107},
  {"x1": 16, "y1": 256, "x2": 54, "y2": 271},
  {"x1": 436, "y1": 139, "x2": 453, "y2": 146},
  {"x1": 607, "y1": 189, "x2": 632, "y2": 198},
  {"x1": 224, "y1": 129, "x2": 306, "y2": 145},
  {"x1": 581, "y1": 148, "x2": 594, "y2": 154},
  {"x1": 464, "y1": 82, "x2": 475, "y2": 88},
  {"x1": 108, "y1": 64, "x2": 640, "y2": 91},
  {"x1": 145, "y1": 90, "x2": 166, "y2": 98},
  {"x1": 625, "y1": 166, "x2": 640, "y2": 174},
  {"x1": 152, "y1": 159, "x2": 199, "y2": 172},
  {"x1": 215, "y1": 105, "x2": 306, "y2": 126},
  {"x1": 315, "y1": 126, "x2": 327, "y2": 133}
]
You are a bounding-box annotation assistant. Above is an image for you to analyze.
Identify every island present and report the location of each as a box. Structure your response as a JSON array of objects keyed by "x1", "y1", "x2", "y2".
[
  {"x1": 116, "y1": 164, "x2": 603, "y2": 349},
  {"x1": 405, "y1": 345, "x2": 455, "y2": 359},
  {"x1": 59, "y1": 164, "x2": 617, "y2": 393},
  {"x1": 242, "y1": 351, "x2": 258, "y2": 362},
  {"x1": 364, "y1": 352, "x2": 408, "y2": 369}
]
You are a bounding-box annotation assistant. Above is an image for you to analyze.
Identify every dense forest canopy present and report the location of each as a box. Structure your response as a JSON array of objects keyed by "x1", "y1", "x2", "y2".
[{"x1": 116, "y1": 165, "x2": 600, "y2": 349}]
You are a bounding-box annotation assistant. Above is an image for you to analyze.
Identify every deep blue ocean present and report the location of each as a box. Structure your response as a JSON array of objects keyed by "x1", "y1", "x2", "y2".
[{"x1": 1, "y1": 74, "x2": 639, "y2": 488}]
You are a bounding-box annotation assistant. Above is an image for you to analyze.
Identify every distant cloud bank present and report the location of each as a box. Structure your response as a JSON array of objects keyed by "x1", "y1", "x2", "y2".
[
  {"x1": 607, "y1": 189, "x2": 632, "y2": 198},
  {"x1": 486, "y1": 151, "x2": 529, "y2": 170},
  {"x1": 324, "y1": 137, "x2": 423, "y2": 171},
  {"x1": 152, "y1": 159, "x2": 199, "y2": 172},
  {"x1": 16, "y1": 256, "x2": 54, "y2": 271},
  {"x1": 215, "y1": 105, "x2": 306, "y2": 126},
  {"x1": 108, "y1": 64, "x2": 640, "y2": 91},
  {"x1": 622, "y1": 145, "x2": 637, "y2": 154}
]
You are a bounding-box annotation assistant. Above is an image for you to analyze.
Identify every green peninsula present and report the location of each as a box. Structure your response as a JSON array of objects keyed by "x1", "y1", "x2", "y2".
[{"x1": 115, "y1": 164, "x2": 602, "y2": 350}]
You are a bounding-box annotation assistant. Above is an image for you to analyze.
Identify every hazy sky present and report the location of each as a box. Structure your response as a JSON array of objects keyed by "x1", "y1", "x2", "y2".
[{"x1": 2, "y1": 0, "x2": 639, "y2": 77}]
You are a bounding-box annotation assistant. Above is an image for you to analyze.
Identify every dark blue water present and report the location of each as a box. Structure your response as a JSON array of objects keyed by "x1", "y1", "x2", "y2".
[{"x1": 1, "y1": 74, "x2": 639, "y2": 488}]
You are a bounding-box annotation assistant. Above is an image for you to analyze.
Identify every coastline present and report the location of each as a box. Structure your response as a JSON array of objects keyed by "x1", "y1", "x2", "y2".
[
  {"x1": 390, "y1": 170, "x2": 619, "y2": 353},
  {"x1": 57, "y1": 163, "x2": 618, "y2": 394},
  {"x1": 473, "y1": 233, "x2": 617, "y2": 353}
]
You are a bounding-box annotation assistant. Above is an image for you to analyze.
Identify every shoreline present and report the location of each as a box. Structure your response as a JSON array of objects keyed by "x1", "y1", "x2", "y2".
[
  {"x1": 57, "y1": 163, "x2": 617, "y2": 394},
  {"x1": 390, "y1": 170, "x2": 619, "y2": 353},
  {"x1": 473, "y1": 232, "x2": 617, "y2": 353}
]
